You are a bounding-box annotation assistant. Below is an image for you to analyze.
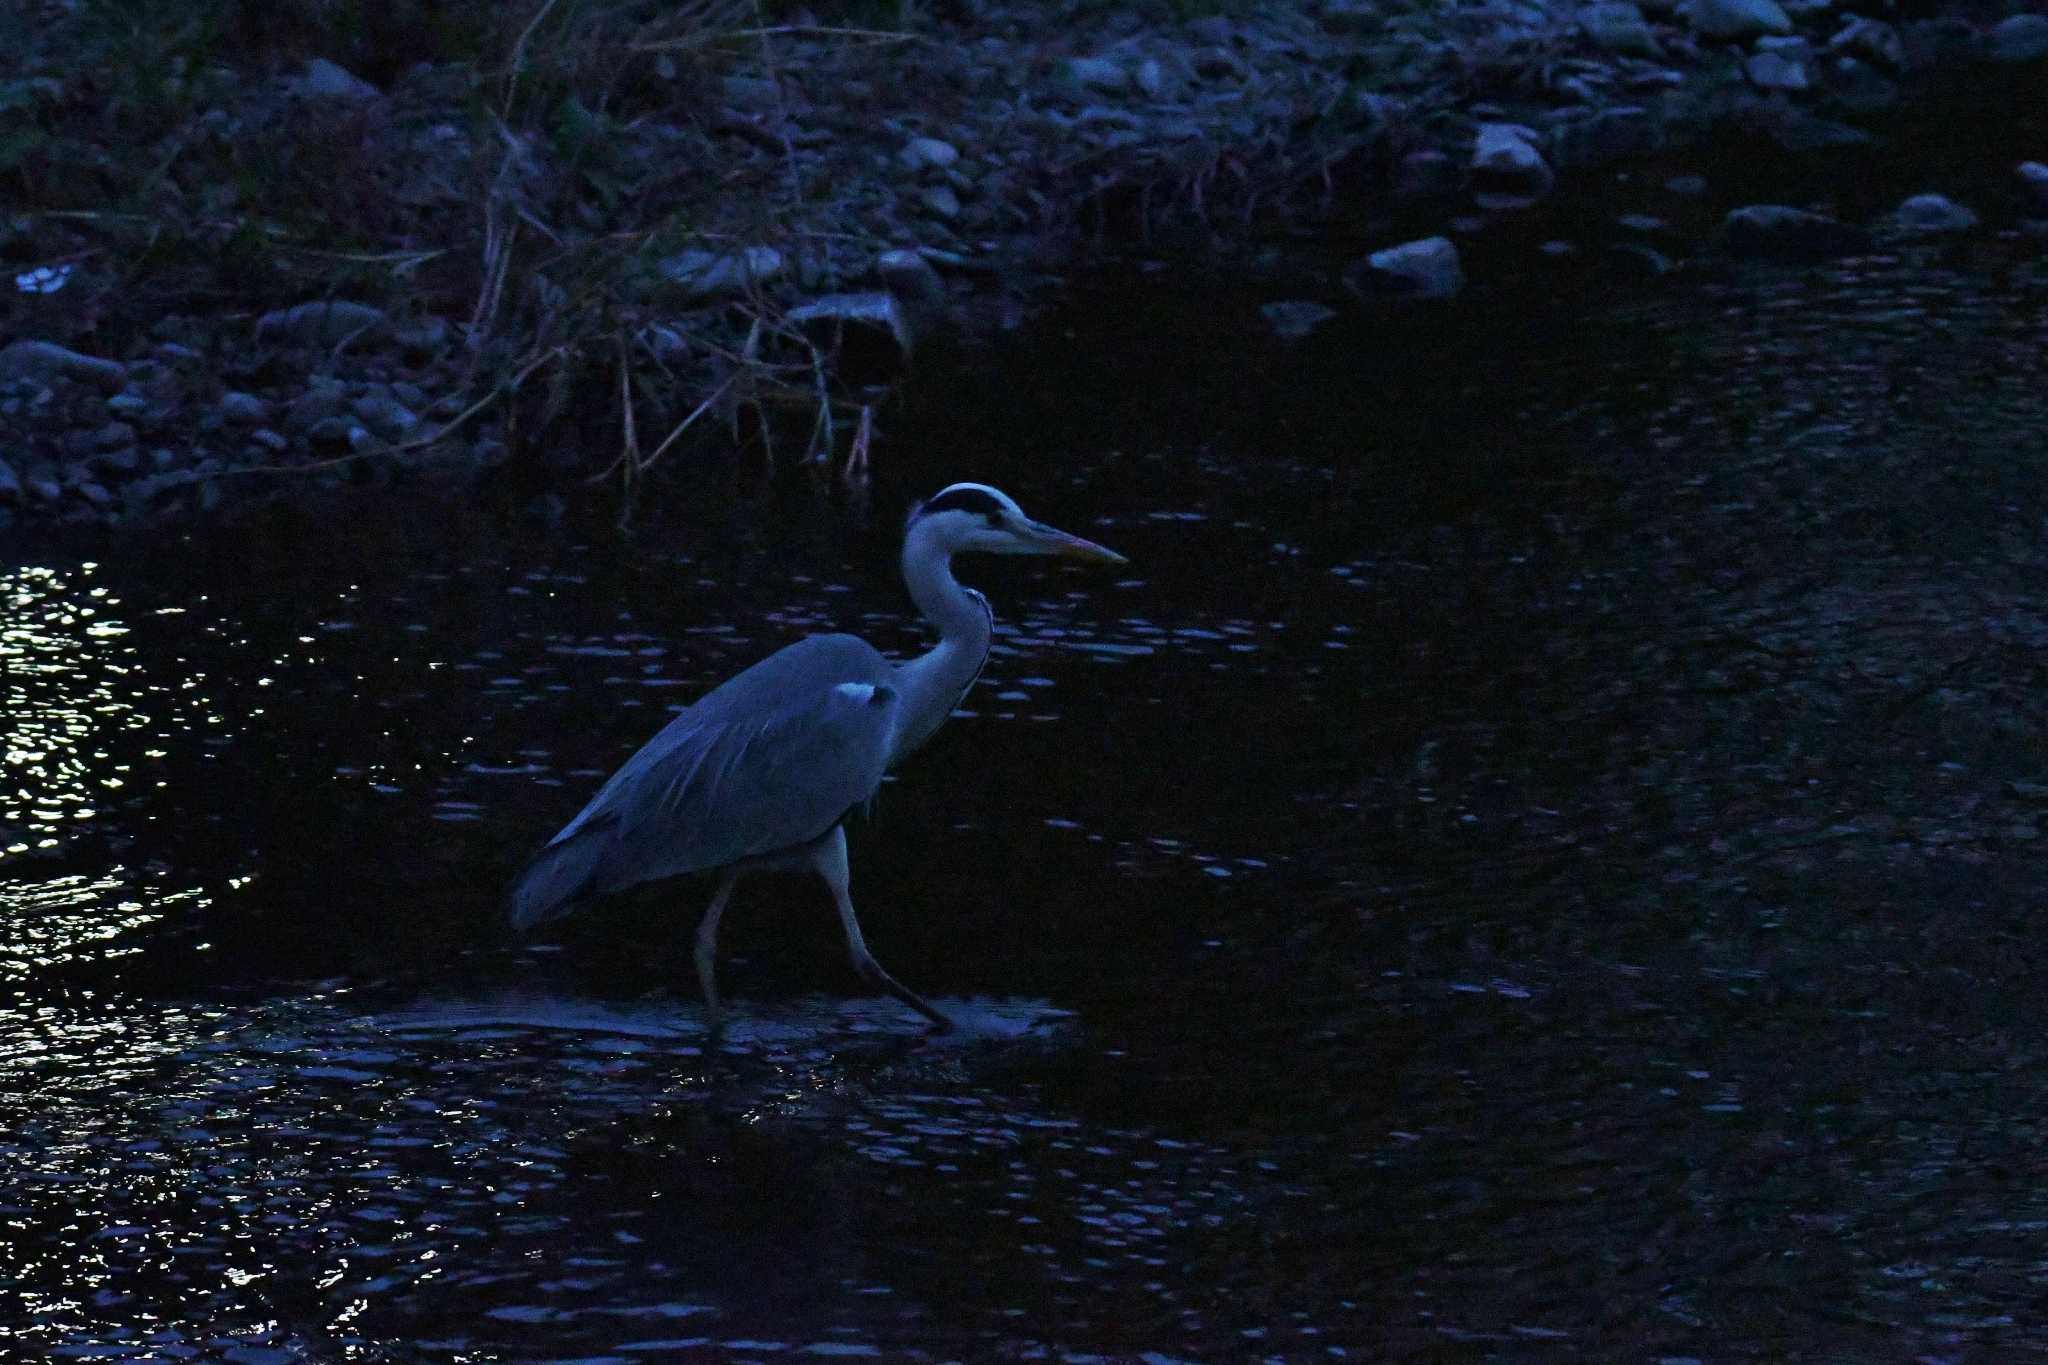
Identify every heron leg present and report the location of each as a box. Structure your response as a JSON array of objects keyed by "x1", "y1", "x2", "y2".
[
  {"x1": 813, "y1": 826, "x2": 952, "y2": 1031},
  {"x1": 695, "y1": 870, "x2": 741, "y2": 1037}
]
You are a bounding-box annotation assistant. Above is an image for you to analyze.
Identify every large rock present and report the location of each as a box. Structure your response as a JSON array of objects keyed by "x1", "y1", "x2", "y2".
[
  {"x1": 1893, "y1": 193, "x2": 1975, "y2": 235},
  {"x1": 1688, "y1": 0, "x2": 1792, "y2": 41},
  {"x1": 1987, "y1": 14, "x2": 2048, "y2": 64},
  {"x1": 0, "y1": 340, "x2": 127, "y2": 393},
  {"x1": 1471, "y1": 123, "x2": 1553, "y2": 210},
  {"x1": 1358, "y1": 236, "x2": 1465, "y2": 299},
  {"x1": 1720, "y1": 204, "x2": 1870, "y2": 258}
]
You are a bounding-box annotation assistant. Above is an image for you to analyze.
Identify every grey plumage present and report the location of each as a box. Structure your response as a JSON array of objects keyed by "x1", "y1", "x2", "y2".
[
  {"x1": 509, "y1": 637, "x2": 901, "y2": 930},
  {"x1": 507, "y1": 482, "x2": 1126, "y2": 1033}
]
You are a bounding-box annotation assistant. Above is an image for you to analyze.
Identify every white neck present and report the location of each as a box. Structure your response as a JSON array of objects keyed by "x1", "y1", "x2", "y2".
[{"x1": 889, "y1": 521, "x2": 991, "y2": 766}]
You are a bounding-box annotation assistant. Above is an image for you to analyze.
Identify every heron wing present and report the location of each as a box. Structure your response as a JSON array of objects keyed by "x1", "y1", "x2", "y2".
[{"x1": 509, "y1": 636, "x2": 899, "y2": 927}]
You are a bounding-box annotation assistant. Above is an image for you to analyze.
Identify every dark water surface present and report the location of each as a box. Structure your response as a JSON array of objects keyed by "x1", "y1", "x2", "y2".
[{"x1": 10, "y1": 116, "x2": 2048, "y2": 1361}]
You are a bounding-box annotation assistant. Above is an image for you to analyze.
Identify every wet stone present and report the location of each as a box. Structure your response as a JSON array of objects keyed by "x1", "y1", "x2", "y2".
[{"x1": 219, "y1": 392, "x2": 272, "y2": 426}]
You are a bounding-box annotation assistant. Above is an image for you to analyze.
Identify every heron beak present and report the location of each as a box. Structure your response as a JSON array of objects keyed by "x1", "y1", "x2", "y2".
[{"x1": 1024, "y1": 520, "x2": 1128, "y2": 565}]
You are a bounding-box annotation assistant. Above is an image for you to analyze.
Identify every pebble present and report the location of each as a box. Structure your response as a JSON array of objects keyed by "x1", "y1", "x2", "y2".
[
  {"x1": 292, "y1": 58, "x2": 379, "y2": 101},
  {"x1": 1830, "y1": 16, "x2": 1904, "y2": 71},
  {"x1": 220, "y1": 391, "x2": 273, "y2": 426},
  {"x1": 1259, "y1": 300, "x2": 1337, "y2": 341},
  {"x1": 352, "y1": 392, "x2": 421, "y2": 441},
  {"x1": 1471, "y1": 123, "x2": 1554, "y2": 209},
  {"x1": 1745, "y1": 49, "x2": 1809, "y2": 89},
  {"x1": 919, "y1": 185, "x2": 963, "y2": 220},
  {"x1": 93, "y1": 421, "x2": 136, "y2": 451},
  {"x1": 287, "y1": 385, "x2": 352, "y2": 434},
  {"x1": 256, "y1": 301, "x2": 389, "y2": 347},
  {"x1": 1580, "y1": 3, "x2": 1662, "y2": 57},
  {"x1": 1359, "y1": 236, "x2": 1465, "y2": 299},
  {"x1": 1893, "y1": 192, "x2": 1976, "y2": 235},
  {"x1": 251, "y1": 429, "x2": 289, "y2": 453},
  {"x1": 1064, "y1": 56, "x2": 1130, "y2": 93},
  {"x1": 1720, "y1": 204, "x2": 1870, "y2": 257},
  {"x1": 2020, "y1": 162, "x2": 2048, "y2": 216},
  {"x1": 1688, "y1": 0, "x2": 1793, "y2": 41},
  {"x1": 658, "y1": 246, "x2": 786, "y2": 299},
  {"x1": 0, "y1": 340, "x2": 127, "y2": 393},
  {"x1": 1987, "y1": 14, "x2": 2048, "y2": 64},
  {"x1": 0, "y1": 457, "x2": 19, "y2": 500},
  {"x1": 106, "y1": 392, "x2": 150, "y2": 417},
  {"x1": 899, "y1": 136, "x2": 960, "y2": 172}
]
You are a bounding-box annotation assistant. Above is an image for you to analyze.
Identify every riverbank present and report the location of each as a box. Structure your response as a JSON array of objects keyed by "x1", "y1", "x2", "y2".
[{"x1": 3, "y1": 0, "x2": 2045, "y2": 529}]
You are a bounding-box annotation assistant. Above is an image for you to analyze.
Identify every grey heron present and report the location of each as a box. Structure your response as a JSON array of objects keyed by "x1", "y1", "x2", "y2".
[{"x1": 508, "y1": 483, "x2": 1127, "y2": 1033}]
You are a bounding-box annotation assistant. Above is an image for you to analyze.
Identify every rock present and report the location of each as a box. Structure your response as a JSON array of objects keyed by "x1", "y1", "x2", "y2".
[
  {"x1": 0, "y1": 340, "x2": 127, "y2": 393},
  {"x1": 0, "y1": 457, "x2": 19, "y2": 501},
  {"x1": 721, "y1": 75, "x2": 781, "y2": 110},
  {"x1": 256, "y1": 301, "x2": 389, "y2": 347},
  {"x1": 1988, "y1": 14, "x2": 2048, "y2": 64},
  {"x1": 1553, "y1": 105, "x2": 1664, "y2": 169},
  {"x1": 251, "y1": 429, "x2": 289, "y2": 453},
  {"x1": 1260, "y1": 301, "x2": 1337, "y2": 341},
  {"x1": 351, "y1": 392, "x2": 421, "y2": 441},
  {"x1": 919, "y1": 184, "x2": 962, "y2": 220},
  {"x1": 1893, "y1": 192, "x2": 1975, "y2": 235},
  {"x1": 1720, "y1": 204, "x2": 1870, "y2": 258},
  {"x1": 1687, "y1": 0, "x2": 1792, "y2": 41},
  {"x1": 899, "y1": 136, "x2": 960, "y2": 172},
  {"x1": 75, "y1": 481, "x2": 112, "y2": 507},
  {"x1": 2019, "y1": 162, "x2": 2048, "y2": 216},
  {"x1": 658, "y1": 246, "x2": 786, "y2": 299},
  {"x1": 1394, "y1": 148, "x2": 1460, "y2": 198},
  {"x1": 787, "y1": 294, "x2": 912, "y2": 382},
  {"x1": 1471, "y1": 123, "x2": 1554, "y2": 210},
  {"x1": 286, "y1": 384, "x2": 351, "y2": 435},
  {"x1": 877, "y1": 249, "x2": 947, "y2": 314},
  {"x1": 306, "y1": 416, "x2": 362, "y2": 447},
  {"x1": 219, "y1": 391, "x2": 272, "y2": 426},
  {"x1": 1610, "y1": 243, "x2": 1678, "y2": 277},
  {"x1": 1359, "y1": 236, "x2": 1465, "y2": 299},
  {"x1": 1758, "y1": 108, "x2": 1873, "y2": 153},
  {"x1": 92, "y1": 444, "x2": 142, "y2": 476},
  {"x1": 1579, "y1": 3, "x2": 1662, "y2": 57},
  {"x1": 1746, "y1": 49, "x2": 1809, "y2": 89},
  {"x1": 292, "y1": 58, "x2": 379, "y2": 101},
  {"x1": 1830, "y1": 16, "x2": 1903, "y2": 71},
  {"x1": 1063, "y1": 57, "x2": 1130, "y2": 93},
  {"x1": 92, "y1": 421, "x2": 136, "y2": 452},
  {"x1": 1134, "y1": 57, "x2": 1169, "y2": 99},
  {"x1": 1665, "y1": 173, "x2": 1708, "y2": 195},
  {"x1": 1826, "y1": 56, "x2": 1900, "y2": 113},
  {"x1": 393, "y1": 316, "x2": 452, "y2": 356},
  {"x1": 106, "y1": 392, "x2": 149, "y2": 418}
]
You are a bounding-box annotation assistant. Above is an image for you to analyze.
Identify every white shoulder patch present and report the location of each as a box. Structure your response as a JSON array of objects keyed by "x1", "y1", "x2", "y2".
[{"x1": 834, "y1": 682, "x2": 878, "y2": 704}]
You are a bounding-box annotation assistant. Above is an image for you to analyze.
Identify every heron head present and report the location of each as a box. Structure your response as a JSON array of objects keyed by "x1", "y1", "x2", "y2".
[{"x1": 910, "y1": 482, "x2": 1127, "y2": 564}]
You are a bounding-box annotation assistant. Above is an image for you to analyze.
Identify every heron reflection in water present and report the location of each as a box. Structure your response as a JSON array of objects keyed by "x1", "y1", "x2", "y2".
[{"x1": 510, "y1": 483, "x2": 1126, "y2": 1033}]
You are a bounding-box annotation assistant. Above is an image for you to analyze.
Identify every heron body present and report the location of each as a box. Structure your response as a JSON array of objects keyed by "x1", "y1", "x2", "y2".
[{"x1": 508, "y1": 482, "x2": 1125, "y2": 1032}]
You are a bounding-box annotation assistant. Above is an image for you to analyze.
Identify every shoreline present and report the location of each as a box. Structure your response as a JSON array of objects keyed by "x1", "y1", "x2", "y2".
[{"x1": 2, "y1": 0, "x2": 2044, "y2": 531}]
